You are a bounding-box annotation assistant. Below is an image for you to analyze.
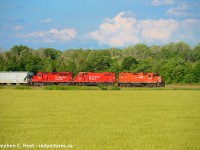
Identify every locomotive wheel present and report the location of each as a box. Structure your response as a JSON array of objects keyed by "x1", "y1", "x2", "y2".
[
  {"x1": 118, "y1": 83, "x2": 123, "y2": 87},
  {"x1": 120, "y1": 83, "x2": 124, "y2": 87},
  {"x1": 147, "y1": 84, "x2": 152, "y2": 88},
  {"x1": 76, "y1": 83, "x2": 81, "y2": 86},
  {"x1": 126, "y1": 84, "x2": 131, "y2": 87}
]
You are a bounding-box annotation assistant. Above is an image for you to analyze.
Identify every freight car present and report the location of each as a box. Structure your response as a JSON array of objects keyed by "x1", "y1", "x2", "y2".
[
  {"x1": 73, "y1": 72, "x2": 116, "y2": 86},
  {"x1": 118, "y1": 72, "x2": 165, "y2": 87},
  {"x1": 0, "y1": 72, "x2": 33, "y2": 85},
  {"x1": 32, "y1": 72, "x2": 73, "y2": 86}
]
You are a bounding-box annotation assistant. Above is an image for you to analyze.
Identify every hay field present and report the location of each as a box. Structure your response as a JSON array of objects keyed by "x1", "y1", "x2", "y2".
[{"x1": 0, "y1": 90, "x2": 200, "y2": 149}]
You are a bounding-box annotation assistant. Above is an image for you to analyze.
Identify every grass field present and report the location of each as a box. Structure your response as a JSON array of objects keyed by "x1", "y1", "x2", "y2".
[{"x1": 0, "y1": 89, "x2": 200, "y2": 149}]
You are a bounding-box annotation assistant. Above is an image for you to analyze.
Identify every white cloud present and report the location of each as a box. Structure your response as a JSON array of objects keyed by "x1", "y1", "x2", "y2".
[
  {"x1": 40, "y1": 18, "x2": 53, "y2": 23},
  {"x1": 86, "y1": 12, "x2": 181, "y2": 47},
  {"x1": 17, "y1": 28, "x2": 77, "y2": 43},
  {"x1": 140, "y1": 19, "x2": 179, "y2": 42},
  {"x1": 87, "y1": 12, "x2": 140, "y2": 47},
  {"x1": 167, "y1": 2, "x2": 189, "y2": 16},
  {"x1": 13, "y1": 25, "x2": 24, "y2": 31},
  {"x1": 177, "y1": 19, "x2": 200, "y2": 42},
  {"x1": 151, "y1": 0, "x2": 174, "y2": 6}
]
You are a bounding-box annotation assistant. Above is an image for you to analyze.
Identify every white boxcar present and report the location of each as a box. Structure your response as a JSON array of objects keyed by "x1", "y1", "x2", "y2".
[{"x1": 0, "y1": 72, "x2": 29, "y2": 85}]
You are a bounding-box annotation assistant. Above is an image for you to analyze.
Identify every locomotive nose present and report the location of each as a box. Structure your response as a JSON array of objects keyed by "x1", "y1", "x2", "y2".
[{"x1": 157, "y1": 76, "x2": 162, "y2": 82}]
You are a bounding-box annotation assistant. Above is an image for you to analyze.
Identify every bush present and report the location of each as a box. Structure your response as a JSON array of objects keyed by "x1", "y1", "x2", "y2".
[
  {"x1": 44, "y1": 85, "x2": 99, "y2": 90},
  {"x1": 98, "y1": 84, "x2": 120, "y2": 90},
  {"x1": 44, "y1": 85, "x2": 66, "y2": 90},
  {"x1": 15, "y1": 86, "x2": 32, "y2": 90},
  {"x1": 111, "y1": 84, "x2": 120, "y2": 90},
  {"x1": 98, "y1": 85, "x2": 108, "y2": 90}
]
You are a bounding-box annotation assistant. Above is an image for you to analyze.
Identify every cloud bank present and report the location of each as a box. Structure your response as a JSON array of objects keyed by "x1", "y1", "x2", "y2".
[
  {"x1": 17, "y1": 28, "x2": 77, "y2": 43},
  {"x1": 151, "y1": 0, "x2": 174, "y2": 6},
  {"x1": 40, "y1": 18, "x2": 53, "y2": 23},
  {"x1": 15, "y1": 10, "x2": 200, "y2": 47},
  {"x1": 86, "y1": 12, "x2": 200, "y2": 47}
]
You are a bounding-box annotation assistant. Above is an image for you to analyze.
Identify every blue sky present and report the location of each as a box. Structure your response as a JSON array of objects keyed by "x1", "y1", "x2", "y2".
[{"x1": 0, "y1": 0, "x2": 200, "y2": 50}]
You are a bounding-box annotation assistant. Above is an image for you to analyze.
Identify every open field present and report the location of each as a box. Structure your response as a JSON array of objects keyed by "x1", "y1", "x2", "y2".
[
  {"x1": 0, "y1": 83, "x2": 200, "y2": 90},
  {"x1": 0, "y1": 90, "x2": 200, "y2": 149}
]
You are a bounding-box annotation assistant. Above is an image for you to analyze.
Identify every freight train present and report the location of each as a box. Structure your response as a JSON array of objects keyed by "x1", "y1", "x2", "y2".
[{"x1": 0, "y1": 71, "x2": 165, "y2": 87}]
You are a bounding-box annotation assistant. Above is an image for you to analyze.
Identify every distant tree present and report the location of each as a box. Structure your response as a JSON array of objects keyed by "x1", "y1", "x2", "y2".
[
  {"x1": 123, "y1": 44, "x2": 150, "y2": 60},
  {"x1": 0, "y1": 52, "x2": 4, "y2": 70},
  {"x1": 174, "y1": 42, "x2": 191, "y2": 61},
  {"x1": 150, "y1": 45, "x2": 162, "y2": 60},
  {"x1": 192, "y1": 43, "x2": 200, "y2": 61},
  {"x1": 85, "y1": 50, "x2": 112, "y2": 72},
  {"x1": 159, "y1": 58, "x2": 194, "y2": 83},
  {"x1": 109, "y1": 58, "x2": 120, "y2": 74},
  {"x1": 193, "y1": 61, "x2": 200, "y2": 83},
  {"x1": 108, "y1": 48, "x2": 122, "y2": 58},
  {"x1": 43, "y1": 48, "x2": 61, "y2": 60},
  {"x1": 66, "y1": 61, "x2": 77, "y2": 75},
  {"x1": 121, "y1": 56, "x2": 138, "y2": 71},
  {"x1": 134, "y1": 59, "x2": 152, "y2": 72},
  {"x1": 5, "y1": 55, "x2": 19, "y2": 71},
  {"x1": 10, "y1": 45, "x2": 31, "y2": 56},
  {"x1": 23, "y1": 55, "x2": 42, "y2": 74}
]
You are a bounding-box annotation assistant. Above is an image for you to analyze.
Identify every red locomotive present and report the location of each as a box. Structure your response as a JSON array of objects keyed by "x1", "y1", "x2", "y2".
[
  {"x1": 118, "y1": 72, "x2": 164, "y2": 87},
  {"x1": 30, "y1": 71, "x2": 164, "y2": 87},
  {"x1": 74, "y1": 72, "x2": 116, "y2": 86},
  {"x1": 32, "y1": 72, "x2": 73, "y2": 86}
]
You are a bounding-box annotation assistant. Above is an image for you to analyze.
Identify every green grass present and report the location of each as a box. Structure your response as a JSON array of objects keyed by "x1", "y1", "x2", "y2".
[
  {"x1": 44, "y1": 85, "x2": 99, "y2": 90},
  {"x1": 15, "y1": 85, "x2": 32, "y2": 90},
  {"x1": 1, "y1": 84, "x2": 200, "y2": 91},
  {"x1": 0, "y1": 90, "x2": 200, "y2": 149}
]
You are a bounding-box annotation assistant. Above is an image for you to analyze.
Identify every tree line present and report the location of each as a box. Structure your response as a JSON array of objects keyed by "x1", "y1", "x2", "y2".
[{"x1": 0, "y1": 42, "x2": 200, "y2": 84}]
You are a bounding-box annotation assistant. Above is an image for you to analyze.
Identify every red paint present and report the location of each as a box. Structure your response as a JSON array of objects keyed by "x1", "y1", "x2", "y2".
[
  {"x1": 119, "y1": 72, "x2": 163, "y2": 83},
  {"x1": 32, "y1": 72, "x2": 73, "y2": 83},
  {"x1": 74, "y1": 72, "x2": 116, "y2": 83}
]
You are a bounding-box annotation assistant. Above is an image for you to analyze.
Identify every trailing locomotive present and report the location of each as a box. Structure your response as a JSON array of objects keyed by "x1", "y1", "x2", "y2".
[
  {"x1": 118, "y1": 72, "x2": 165, "y2": 87},
  {"x1": 0, "y1": 71, "x2": 165, "y2": 87}
]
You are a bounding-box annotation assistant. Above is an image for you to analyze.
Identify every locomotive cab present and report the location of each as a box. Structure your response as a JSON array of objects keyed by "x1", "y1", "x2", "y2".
[{"x1": 32, "y1": 72, "x2": 48, "y2": 85}]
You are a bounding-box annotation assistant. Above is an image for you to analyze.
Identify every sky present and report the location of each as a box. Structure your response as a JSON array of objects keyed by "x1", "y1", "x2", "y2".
[{"x1": 0, "y1": 0, "x2": 200, "y2": 50}]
